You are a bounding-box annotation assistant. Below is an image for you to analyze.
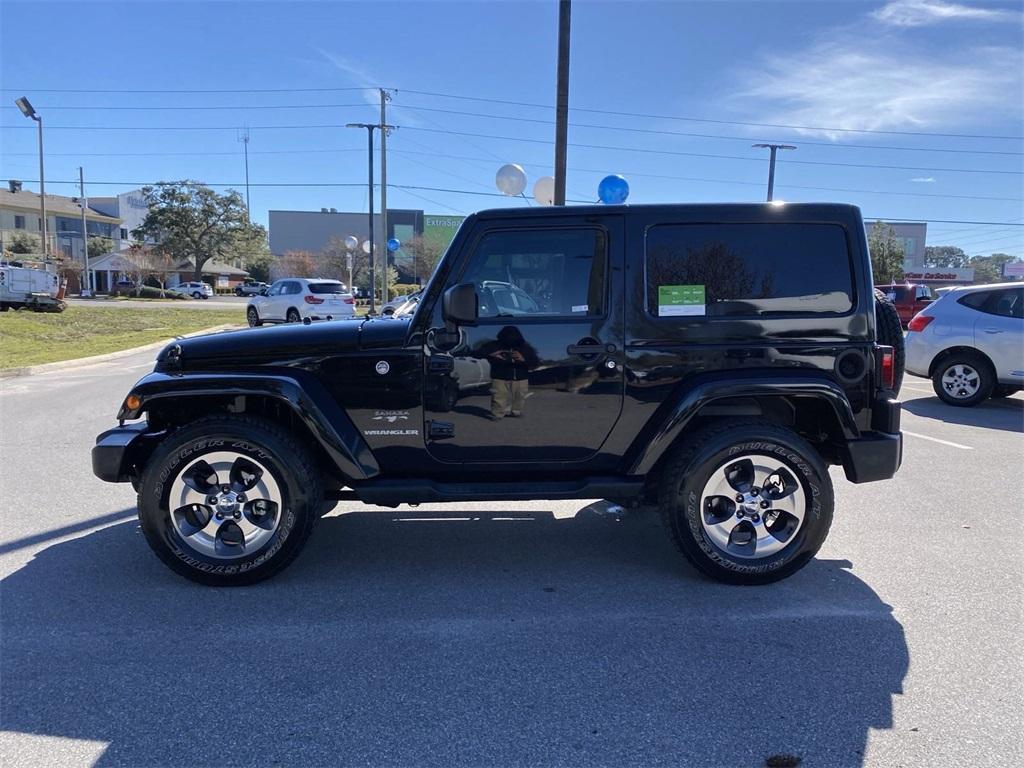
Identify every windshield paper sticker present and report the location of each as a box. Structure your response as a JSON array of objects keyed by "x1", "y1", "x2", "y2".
[{"x1": 659, "y1": 285, "x2": 705, "y2": 316}]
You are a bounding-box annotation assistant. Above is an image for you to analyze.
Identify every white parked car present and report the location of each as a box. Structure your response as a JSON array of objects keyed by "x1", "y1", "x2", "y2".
[
  {"x1": 169, "y1": 281, "x2": 213, "y2": 299},
  {"x1": 905, "y1": 283, "x2": 1023, "y2": 406},
  {"x1": 247, "y1": 278, "x2": 356, "y2": 326}
]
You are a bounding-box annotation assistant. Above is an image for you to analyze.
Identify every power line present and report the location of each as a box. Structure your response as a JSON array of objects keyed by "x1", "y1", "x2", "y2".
[
  {"x1": 398, "y1": 88, "x2": 1024, "y2": 141},
  {"x1": 395, "y1": 105, "x2": 1024, "y2": 157},
  {"x1": 14, "y1": 176, "x2": 1024, "y2": 224},
  {"x1": 0, "y1": 86, "x2": 378, "y2": 94},
  {"x1": 402, "y1": 127, "x2": 1024, "y2": 175}
]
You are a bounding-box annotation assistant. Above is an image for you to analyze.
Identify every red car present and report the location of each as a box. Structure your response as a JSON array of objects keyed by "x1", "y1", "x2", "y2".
[{"x1": 876, "y1": 283, "x2": 934, "y2": 327}]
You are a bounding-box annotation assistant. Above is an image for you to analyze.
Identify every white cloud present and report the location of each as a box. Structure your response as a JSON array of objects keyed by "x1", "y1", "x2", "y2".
[
  {"x1": 872, "y1": 1, "x2": 1021, "y2": 27},
  {"x1": 731, "y1": 40, "x2": 1022, "y2": 138},
  {"x1": 910, "y1": 177, "x2": 936, "y2": 182}
]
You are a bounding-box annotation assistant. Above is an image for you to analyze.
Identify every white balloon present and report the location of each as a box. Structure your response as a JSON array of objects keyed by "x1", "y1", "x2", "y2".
[
  {"x1": 533, "y1": 176, "x2": 555, "y2": 206},
  {"x1": 361, "y1": 240, "x2": 372, "y2": 254},
  {"x1": 344, "y1": 235, "x2": 359, "y2": 251},
  {"x1": 495, "y1": 163, "x2": 527, "y2": 197}
]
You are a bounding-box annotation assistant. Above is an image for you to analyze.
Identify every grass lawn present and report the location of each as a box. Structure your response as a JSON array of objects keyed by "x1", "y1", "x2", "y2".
[{"x1": 0, "y1": 305, "x2": 244, "y2": 370}]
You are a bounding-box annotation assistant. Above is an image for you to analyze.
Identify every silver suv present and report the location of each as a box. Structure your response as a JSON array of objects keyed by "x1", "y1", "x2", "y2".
[{"x1": 905, "y1": 283, "x2": 1023, "y2": 406}]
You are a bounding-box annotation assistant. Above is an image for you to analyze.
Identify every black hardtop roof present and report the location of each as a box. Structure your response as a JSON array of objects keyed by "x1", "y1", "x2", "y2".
[{"x1": 471, "y1": 202, "x2": 865, "y2": 222}]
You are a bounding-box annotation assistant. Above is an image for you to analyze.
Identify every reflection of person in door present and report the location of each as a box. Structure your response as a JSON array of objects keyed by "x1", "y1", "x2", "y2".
[{"x1": 477, "y1": 326, "x2": 539, "y2": 419}]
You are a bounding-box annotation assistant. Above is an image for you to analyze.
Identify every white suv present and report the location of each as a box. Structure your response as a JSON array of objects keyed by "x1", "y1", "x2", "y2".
[
  {"x1": 905, "y1": 283, "x2": 1023, "y2": 406},
  {"x1": 170, "y1": 281, "x2": 213, "y2": 299},
  {"x1": 247, "y1": 278, "x2": 356, "y2": 326}
]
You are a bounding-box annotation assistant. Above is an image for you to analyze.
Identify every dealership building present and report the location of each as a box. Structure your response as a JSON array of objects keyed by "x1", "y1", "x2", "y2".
[{"x1": 268, "y1": 208, "x2": 465, "y2": 283}]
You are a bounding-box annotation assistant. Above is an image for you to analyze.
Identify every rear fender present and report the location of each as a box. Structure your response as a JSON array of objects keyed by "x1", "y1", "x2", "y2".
[
  {"x1": 119, "y1": 371, "x2": 380, "y2": 480},
  {"x1": 625, "y1": 373, "x2": 859, "y2": 476}
]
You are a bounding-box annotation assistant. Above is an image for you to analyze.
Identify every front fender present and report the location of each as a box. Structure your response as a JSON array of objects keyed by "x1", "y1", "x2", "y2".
[
  {"x1": 120, "y1": 371, "x2": 380, "y2": 480},
  {"x1": 625, "y1": 373, "x2": 859, "y2": 476}
]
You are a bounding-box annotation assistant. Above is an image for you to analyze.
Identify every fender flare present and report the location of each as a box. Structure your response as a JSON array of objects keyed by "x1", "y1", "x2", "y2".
[
  {"x1": 625, "y1": 373, "x2": 859, "y2": 476},
  {"x1": 121, "y1": 371, "x2": 380, "y2": 480}
]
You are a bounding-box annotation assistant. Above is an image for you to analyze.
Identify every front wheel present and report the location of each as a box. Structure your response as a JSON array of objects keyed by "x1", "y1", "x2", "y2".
[
  {"x1": 247, "y1": 306, "x2": 262, "y2": 327},
  {"x1": 137, "y1": 415, "x2": 322, "y2": 586},
  {"x1": 191, "y1": 291, "x2": 202, "y2": 299},
  {"x1": 659, "y1": 421, "x2": 833, "y2": 585}
]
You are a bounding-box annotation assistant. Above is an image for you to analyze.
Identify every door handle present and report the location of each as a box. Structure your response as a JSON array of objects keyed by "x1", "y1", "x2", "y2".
[
  {"x1": 983, "y1": 327, "x2": 1003, "y2": 334},
  {"x1": 567, "y1": 343, "x2": 602, "y2": 356}
]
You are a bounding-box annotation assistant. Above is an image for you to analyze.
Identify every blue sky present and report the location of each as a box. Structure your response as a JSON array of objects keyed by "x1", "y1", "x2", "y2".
[{"x1": 1, "y1": 0, "x2": 1022, "y2": 256}]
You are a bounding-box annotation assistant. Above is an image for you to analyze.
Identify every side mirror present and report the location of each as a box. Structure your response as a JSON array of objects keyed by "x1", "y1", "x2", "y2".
[{"x1": 442, "y1": 283, "x2": 478, "y2": 329}]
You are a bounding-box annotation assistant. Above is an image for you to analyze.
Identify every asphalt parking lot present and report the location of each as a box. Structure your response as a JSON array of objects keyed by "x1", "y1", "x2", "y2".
[{"x1": 1, "y1": 353, "x2": 1021, "y2": 767}]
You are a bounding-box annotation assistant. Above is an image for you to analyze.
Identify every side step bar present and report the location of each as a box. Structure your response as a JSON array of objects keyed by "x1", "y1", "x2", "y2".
[{"x1": 345, "y1": 477, "x2": 644, "y2": 507}]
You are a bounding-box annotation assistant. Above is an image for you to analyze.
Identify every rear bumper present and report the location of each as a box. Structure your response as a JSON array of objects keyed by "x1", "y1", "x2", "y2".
[
  {"x1": 840, "y1": 396, "x2": 902, "y2": 483},
  {"x1": 92, "y1": 422, "x2": 160, "y2": 483}
]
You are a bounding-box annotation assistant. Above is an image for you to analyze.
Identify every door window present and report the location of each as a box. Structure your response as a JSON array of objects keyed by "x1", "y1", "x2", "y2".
[
  {"x1": 960, "y1": 288, "x2": 1023, "y2": 318},
  {"x1": 267, "y1": 281, "x2": 284, "y2": 296},
  {"x1": 459, "y1": 228, "x2": 607, "y2": 318}
]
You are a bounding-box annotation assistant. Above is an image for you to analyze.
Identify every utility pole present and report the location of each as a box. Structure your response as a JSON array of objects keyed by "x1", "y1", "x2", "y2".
[
  {"x1": 79, "y1": 167, "x2": 91, "y2": 297},
  {"x1": 752, "y1": 143, "x2": 796, "y2": 201},
  {"x1": 238, "y1": 127, "x2": 251, "y2": 216},
  {"x1": 553, "y1": 0, "x2": 571, "y2": 206},
  {"x1": 379, "y1": 89, "x2": 393, "y2": 303}
]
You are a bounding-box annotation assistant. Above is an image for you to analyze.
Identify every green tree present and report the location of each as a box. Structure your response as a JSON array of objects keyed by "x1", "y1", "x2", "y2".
[
  {"x1": 87, "y1": 236, "x2": 113, "y2": 259},
  {"x1": 7, "y1": 231, "x2": 41, "y2": 255},
  {"x1": 224, "y1": 224, "x2": 272, "y2": 281},
  {"x1": 867, "y1": 222, "x2": 905, "y2": 284},
  {"x1": 132, "y1": 181, "x2": 259, "y2": 282},
  {"x1": 969, "y1": 252, "x2": 1017, "y2": 283},
  {"x1": 924, "y1": 245, "x2": 969, "y2": 269}
]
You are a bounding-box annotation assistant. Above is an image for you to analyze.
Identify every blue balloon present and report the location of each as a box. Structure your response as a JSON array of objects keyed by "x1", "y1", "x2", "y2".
[
  {"x1": 598, "y1": 174, "x2": 629, "y2": 204},
  {"x1": 386, "y1": 238, "x2": 401, "y2": 252}
]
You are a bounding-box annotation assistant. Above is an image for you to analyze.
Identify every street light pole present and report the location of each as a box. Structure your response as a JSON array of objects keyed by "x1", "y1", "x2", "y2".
[
  {"x1": 347, "y1": 121, "x2": 394, "y2": 315},
  {"x1": 553, "y1": 0, "x2": 571, "y2": 206},
  {"x1": 752, "y1": 143, "x2": 796, "y2": 201},
  {"x1": 379, "y1": 88, "x2": 391, "y2": 304},
  {"x1": 15, "y1": 97, "x2": 47, "y2": 259}
]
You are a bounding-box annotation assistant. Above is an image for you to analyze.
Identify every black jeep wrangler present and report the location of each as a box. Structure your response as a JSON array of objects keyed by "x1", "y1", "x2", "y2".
[{"x1": 93, "y1": 203, "x2": 903, "y2": 586}]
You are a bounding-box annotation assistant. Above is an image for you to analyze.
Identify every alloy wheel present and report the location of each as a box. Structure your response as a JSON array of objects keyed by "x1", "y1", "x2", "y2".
[
  {"x1": 940, "y1": 364, "x2": 980, "y2": 400},
  {"x1": 167, "y1": 451, "x2": 283, "y2": 559},
  {"x1": 698, "y1": 453, "x2": 806, "y2": 560}
]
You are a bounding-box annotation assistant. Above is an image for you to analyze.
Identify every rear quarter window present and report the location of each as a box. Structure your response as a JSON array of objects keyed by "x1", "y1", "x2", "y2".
[{"x1": 646, "y1": 222, "x2": 854, "y2": 317}]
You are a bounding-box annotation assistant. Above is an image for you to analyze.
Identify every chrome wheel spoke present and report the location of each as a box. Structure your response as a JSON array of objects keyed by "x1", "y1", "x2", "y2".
[
  {"x1": 243, "y1": 499, "x2": 279, "y2": 531},
  {"x1": 171, "y1": 504, "x2": 213, "y2": 537},
  {"x1": 229, "y1": 457, "x2": 263, "y2": 493}
]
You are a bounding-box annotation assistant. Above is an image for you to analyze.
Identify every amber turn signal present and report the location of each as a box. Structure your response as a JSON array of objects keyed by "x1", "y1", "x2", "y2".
[{"x1": 124, "y1": 394, "x2": 142, "y2": 411}]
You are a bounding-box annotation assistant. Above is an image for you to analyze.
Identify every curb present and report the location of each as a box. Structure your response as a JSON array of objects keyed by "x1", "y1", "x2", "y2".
[{"x1": 0, "y1": 324, "x2": 241, "y2": 379}]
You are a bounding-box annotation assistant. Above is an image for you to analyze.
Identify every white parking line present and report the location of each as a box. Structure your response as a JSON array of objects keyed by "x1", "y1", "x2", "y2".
[{"x1": 902, "y1": 430, "x2": 973, "y2": 450}]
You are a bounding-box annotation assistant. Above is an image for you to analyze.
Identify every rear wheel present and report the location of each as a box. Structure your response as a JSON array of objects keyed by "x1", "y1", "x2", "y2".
[
  {"x1": 932, "y1": 353, "x2": 993, "y2": 407},
  {"x1": 873, "y1": 288, "x2": 905, "y2": 393},
  {"x1": 137, "y1": 415, "x2": 322, "y2": 586},
  {"x1": 191, "y1": 291, "x2": 202, "y2": 299},
  {"x1": 286, "y1": 308, "x2": 301, "y2": 323},
  {"x1": 659, "y1": 421, "x2": 833, "y2": 585},
  {"x1": 247, "y1": 306, "x2": 262, "y2": 327}
]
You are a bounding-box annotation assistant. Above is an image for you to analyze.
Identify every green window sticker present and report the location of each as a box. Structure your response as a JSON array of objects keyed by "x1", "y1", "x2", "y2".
[{"x1": 658, "y1": 285, "x2": 706, "y2": 317}]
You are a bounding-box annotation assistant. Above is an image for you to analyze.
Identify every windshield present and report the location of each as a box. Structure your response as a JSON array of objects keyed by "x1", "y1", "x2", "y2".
[{"x1": 307, "y1": 282, "x2": 347, "y2": 294}]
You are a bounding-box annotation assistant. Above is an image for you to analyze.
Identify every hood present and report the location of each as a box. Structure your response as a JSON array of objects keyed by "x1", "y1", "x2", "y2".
[{"x1": 156, "y1": 316, "x2": 411, "y2": 372}]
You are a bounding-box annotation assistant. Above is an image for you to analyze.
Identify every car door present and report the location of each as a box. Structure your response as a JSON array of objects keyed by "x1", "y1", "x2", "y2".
[
  {"x1": 258, "y1": 280, "x2": 286, "y2": 321},
  {"x1": 974, "y1": 287, "x2": 1024, "y2": 382},
  {"x1": 423, "y1": 215, "x2": 624, "y2": 464}
]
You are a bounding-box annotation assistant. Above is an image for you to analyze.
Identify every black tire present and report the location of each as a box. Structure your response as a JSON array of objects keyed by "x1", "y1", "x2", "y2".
[
  {"x1": 658, "y1": 421, "x2": 834, "y2": 585},
  {"x1": 247, "y1": 306, "x2": 262, "y2": 327},
  {"x1": 286, "y1": 308, "x2": 301, "y2": 323},
  {"x1": 874, "y1": 288, "x2": 905, "y2": 393},
  {"x1": 191, "y1": 291, "x2": 202, "y2": 300},
  {"x1": 931, "y1": 352, "x2": 994, "y2": 406},
  {"x1": 137, "y1": 415, "x2": 322, "y2": 586}
]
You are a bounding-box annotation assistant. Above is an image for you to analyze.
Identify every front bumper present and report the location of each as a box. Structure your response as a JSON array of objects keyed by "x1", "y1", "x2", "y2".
[{"x1": 92, "y1": 422, "x2": 161, "y2": 484}]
